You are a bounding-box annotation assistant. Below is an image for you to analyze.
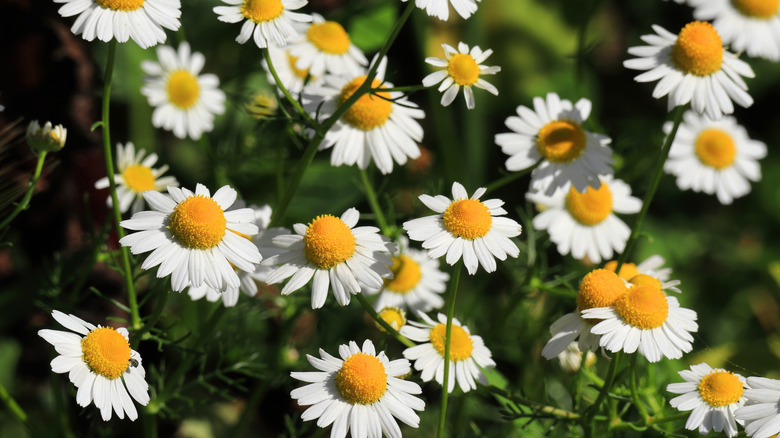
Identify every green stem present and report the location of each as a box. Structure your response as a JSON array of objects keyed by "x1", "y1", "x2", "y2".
[
  {"x1": 584, "y1": 352, "x2": 622, "y2": 436},
  {"x1": 0, "y1": 151, "x2": 47, "y2": 232},
  {"x1": 101, "y1": 40, "x2": 141, "y2": 331},
  {"x1": 0, "y1": 382, "x2": 27, "y2": 424},
  {"x1": 437, "y1": 263, "x2": 462, "y2": 438},
  {"x1": 358, "y1": 168, "x2": 389, "y2": 234},
  {"x1": 134, "y1": 289, "x2": 170, "y2": 347},
  {"x1": 615, "y1": 105, "x2": 685, "y2": 272},
  {"x1": 484, "y1": 161, "x2": 542, "y2": 195},
  {"x1": 629, "y1": 354, "x2": 650, "y2": 424},
  {"x1": 373, "y1": 85, "x2": 428, "y2": 94},
  {"x1": 355, "y1": 293, "x2": 414, "y2": 348},
  {"x1": 611, "y1": 411, "x2": 689, "y2": 431},
  {"x1": 51, "y1": 374, "x2": 75, "y2": 438},
  {"x1": 262, "y1": 49, "x2": 319, "y2": 128},
  {"x1": 486, "y1": 386, "x2": 583, "y2": 420}
]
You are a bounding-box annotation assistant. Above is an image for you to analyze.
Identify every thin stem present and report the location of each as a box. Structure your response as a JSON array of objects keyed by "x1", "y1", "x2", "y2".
[
  {"x1": 611, "y1": 412, "x2": 689, "y2": 431},
  {"x1": 0, "y1": 382, "x2": 27, "y2": 424},
  {"x1": 134, "y1": 289, "x2": 170, "y2": 347},
  {"x1": 355, "y1": 293, "x2": 415, "y2": 348},
  {"x1": 51, "y1": 374, "x2": 76, "y2": 438},
  {"x1": 263, "y1": 49, "x2": 318, "y2": 128},
  {"x1": 583, "y1": 352, "x2": 622, "y2": 436},
  {"x1": 629, "y1": 354, "x2": 651, "y2": 424},
  {"x1": 358, "y1": 168, "x2": 389, "y2": 234},
  {"x1": 486, "y1": 386, "x2": 583, "y2": 420},
  {"x1": 0, "y1": 151, "x2": 47, "y2": 232},
  {"x1": 484, "y1": 161, "x2": 542, "y2": 195},
  {"x1": 615, "y1": 105, "x2": 685, "y2": 272},
  {"x1": 373, "y1": 85, "x2": 427, "y2": 94},
  {"x1": 437, "y1": 263, "x2": 462, "y2": 438},
  {"x1": 100, "y1": 40, "x2": 141, "y2": 331}
]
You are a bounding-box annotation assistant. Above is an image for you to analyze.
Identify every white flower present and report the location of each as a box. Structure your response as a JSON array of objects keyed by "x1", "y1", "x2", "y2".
[
  {"x1": 624, "y1": 21, "x2": 754, "y2": 120},
  {"x1": 735, "y1": 376, "x2": 780, "y2": 438},
  {"x1": 263, "y1": 46, "x2": 324, "y2": 96},
  {"x1": 263, "y1": 208, "x2": 395, "y2": 309},
  {"x1": 304, "y1": 57, "x2": 424, "y2": 175},
  {"x1": 26, "y1": 120, "x2": 67, "y2": 153},
  {"x1": 401, "y1": 0, "x2": 480, "y2": 21},
  {"x1": 557, "y1": 342, "x2": 596, "y2": 373},
  {"x1": 38, "y1": 310, "x2": 149, "y2": 421},
  {"x1": 141, "y1": 42, "x2": 225, "y2": 140},
  {"x1": 94, "y1": 142, "x2": 178, "y2": 215},
  {"x1": 689, "y1": 0, "x2": 780, "y2": 61},
  {"x1": 119, "y1": 184, "x2": 262, "y2": 292},
  {"x1": 401, "y1": 312, "x2": 495, "y2": 393},
  {"x1": 664, "y1": 109, "x2": 767, "y2": 205},
  {"x1": 404, "y1": 182, "x2": 521, "y2": 275},
  {"x1": 290, "y1": 339, "x2": 424, "y2": 438},
  {"x1": 422, "y1": 42, "x2": 499, "y2": 110},
  {"x1": 495, "y1": 92, "x2": 614, "y2": 196},
  {"x1": 667, "y1": 363, "x2": 747, "y2": 437},
  {"x1": 53, "y1": 0, "x2": 180, "y2": 49},
  {"x1": 364, "y1": 236, "x2": 449, "y2": 313},
  {"x1": 213, "y1": 0, "x2": 311, "y2": 49},
  {"x1": 287, "y1": 13, "x2": 367, "y2": 77}
]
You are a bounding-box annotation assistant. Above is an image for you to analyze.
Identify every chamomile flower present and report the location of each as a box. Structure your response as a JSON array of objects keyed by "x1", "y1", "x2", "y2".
[
  {"x1": 541, "y1": 268, "x2": 628, "y2": 360},
  {"x1": 263, "y1": 46, "x2": 324, "y2": 96},
  {"x1": 290, "y1": 339, "x2": 424, "y2": 438},
  {"x1": 604, "y1": 255, "x2": 681, "y2": 293},
  {"x1": 119, "y1": 184, "x2": 262, "y2": 292},
  {"x1": 581, "y1": 282, "x2": 698, "y2": 362},
  {"x1": 364, "y1": 236, "x2": 449, "y2": 313},
  {"x1": 53, "y1": 0, "x2": 180, "y2": 49},
  {"x1": 667, "y1": 363, "x2": 747, "y2": 437},
  {"x1": 94, "y1": 142, "x2": 178, "y2": 215},
  {"x1": 663, "y1": 109, "x2": 767, "y2": 205},
  {"x1": 141, "y1": 42, "x2": 225, "y2": 140},
  {"x1": 213, "y1": 0, "x2": 311, "y2": 49},
  {"x1": 38, "y1": 310, "x2": 149, "y2": 421},
  {"x1": 402, "y1": 0, "x2": 480, "y2": 21},
  {"x1": 263, "y1": 208, "x2": 395, "y2": 309},
  {"x1": 557, "y1": 342, "x2": 597, "y2": 373},
  {"x1": 403, "y1": 182, "x2": 521, "y2": 275},
  {"x1": 495, "y1": 92, "x2": 614, "y2": 195},
  {"x1": 26, "y1": 120, "x2": 66, "y2": 153},
  {"x1": 526, "y1": 176, "x2": 641, "y2": 264},
  {"x1": 689, "y1": 0, "x2": 780, "y2": 61},
  {"x1": 735, "y1": 376, "x2": 780, "y2": 438},
  {"x1": 376, "y1": 307, "x2": 407, "y2": 332},
  {"x1": 304, "y1": 57, "x2": 424, "y2": 175},
  {"x1": 624, "y1": 21, "x2": 755, "y2": 120},
  {"x1": 422, "y1": 42, "x2": 500, "y2": 110},
  {"x1": 287, "y1": 13, "x2": 367, "y2": 77},
  {"x1": 401, "y1": 312, "x2": 495, "y2": 393}
]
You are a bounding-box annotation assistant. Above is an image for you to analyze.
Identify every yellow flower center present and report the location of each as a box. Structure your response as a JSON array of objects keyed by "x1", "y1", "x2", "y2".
[
  {"x1": 536, "y1": 120, "x2": 587, "y2": 163},
  {"x1": 339, "y1": 77, "x2": 393, "y2": 131},
  {"x1": 307, "y1": 21, "x2": 351, "y2": 55},
  {"x1": 698, "y1": 371, "x2": 744, "y2": 407},
  {"x1": 303, "y1": 215, "x2": 356, "y2": 269},
  {"x1": 565, "y1": 184, "x2": 613, "y2": 226},
  {"x1": 732, "y1": 0, "x2": 779, "y2": 18},
  {"x1": 95, "y1": 0, "x2": 144, "y2": 11},
  {"x1": 615, "y1": 285, "x2": 669, "y2": 329},
  {"x1": 81, "y1": 327, "x2": 131, "y2": 380},
  {"x1": 577, "y1": 268, "x2": 627, "y2": 311},
  {"x1": 695, "y1": 128, "x2": 737, "y2": 169},
  {"x1": 377, "y1": 306, "x2": 406, "y2": 332},
  {"x1": 671, "y1": 21, "x2": 723, "y2": 76},
  {"x1": 629, "y1": 274, "x2": 662, "y2": 291},
  {"x1": 168, "y1": 195, "x2": 227, "y2": 249},
  {"x1": 603, "y1": 261, "x2": 640, "y2": 281},
  {"x1": 442, "y1": 198, "x2": 492, "y2": 240},
  {"x1": 287, "y1": 54, "x2": 310, "y2": 79},
  {"x1": 167, "y1": 70, "x2": 200, "y2": 110},
  {"x1": 430, "y1": 323, "x2": 474, "y2": 361},
  {"x1": 447, "y1": 53, "x2": 480, "y2": 86},
  {"x1": 121, "y1": 164, "x2": 156, "y2": 193},
  {"x1": 335, "y1": 353, "x2": 387, "y2": 404},
  {"x1": 384, "y1": 255, "x2": 422, "y2": 293},
  {"x1": 241, "y1": 0, "x2": 284, "y2": 23}
]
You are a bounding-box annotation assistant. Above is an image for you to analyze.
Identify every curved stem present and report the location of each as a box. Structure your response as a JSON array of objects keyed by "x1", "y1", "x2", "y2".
[
  {"x1": 583, "y1": 352, "x2": 622, "y2": 436},
  {"x1": 262, "y1": 49, "x2": 319, "y2": 128},
  {"x1": 0, "y1": 382, "x2": 27, "y2": 424},
  {"x1": 358, "y1": 168, "x2": 389, "y2": 234},
  {"x1": 437, "y1": 263, "x2": 462, "y2": 438},
  {"x1": 355, "y1": 293, "x2": 415, "y2": 348},
  {"x1": 0, "y1": 151, "x2": 47, "y2": 232},
  {"x1": 486, "y1": 386, "x2": 583, "y2": 420}
]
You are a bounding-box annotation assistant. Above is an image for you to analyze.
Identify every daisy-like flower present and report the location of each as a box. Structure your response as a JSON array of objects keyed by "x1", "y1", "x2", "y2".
[
  {"x1": 663, "y1": 109, "x2": 767, "y2": 205},
  {"x1": 689, "y1": 0, "x2": 780, "y2": 61},
  {"x1": 541, "y1": 268, "x2": 627, "y2": 360},
  {"x1": 141, "y1": 42, "x2": 225, "y2": 140},
  {"x1": 213, "y1": 0, "x2": 311, "y2": 49},
  {"x1": 557, "y1": 342, "x2": 596, "y2": 373},
  {"x1": 304, "y1": 57, "x2": 424, "y2": 175},
  {"x1": 736, "y1": 376, "x2": 780, "y2": 438},
  {"x1": 403, "y1": 181, "x2": 521, "y2": 275},
  {"x1": 401, "y1": 312, "x2": 495, "y2": 393},
  {"x1": 38, "y1": 310, "x2": 149, "y2": 421},
  {"x1": 581, "y1": 281, "x2": 698, "y2": 362},
  {"x1": 402, "y1": 0, "x2": 480, "y2": 21},
  {"x1": 624, "y1": 21, "x2": 755, "y2": 120},
  {"x1": 376, "y1": 306, "x2": 407, "y2": 332},
  {"x1": 263, "y1": 46, "x2": 324, "y2": 96},
  {"x1": 495, "y1": 92, "x2": 614, "y2": 195},
  {"x1": 119, "y1": 184, "x2": 262, "y2": 292},
  {"x1": 53, "y1": 0, "x2": 180, "y2": 49},
  {"x1": 604, "y1": 254, "x2": 681, "y2": 293},
  {"x1": 422, "y1": 42, "x2": 499, "y2": 110},
  {"x1": 667, "y1": 363, "x2": 748, "y2": 437},
  {"x1": 287, "y1": 13, "x2": 367, "y2": 77},
  {"x1": 26, "y1": 120, "x2": 66, "y2": 153},
  {"x1": 290, "y1": 339, "x2": 424, "y2": 438},
  {"x1": 263, "y1": 208, "x2": 395, "y2": 309},
  {"x1": 94, "y1": 142, "x2": 178, "y2": 215},
  {"x1": 364, "y1": 236, "x2": 449, "y2": 313},
  {"x1": 527, "y1": 176, "x2": 641, "y2": 264}
]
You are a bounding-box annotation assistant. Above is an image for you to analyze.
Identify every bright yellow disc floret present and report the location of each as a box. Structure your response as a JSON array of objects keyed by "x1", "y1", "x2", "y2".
[
  {"x1": 241, "y1": 0, "x2": 284, "y2": 23},
  {"x1": 376, "y1": 306, "x2": 407, "y2": 332},
  {"x1": 698, "y1": 370, "x2": 744, "y2": 407},
  {"x1": 307, "y1": 21, "x2": 351, "y2": 54},
  {"x1": 442, "y1": 198, "x2": 492, "y2": 240},
  {"x1": 695, "y1": 128, "x2": 736, "y2": 169},
  {"x1": 614, "y1": 285, "x2": 669, "y2": 329},
  {"x1": 96, "y1": 0, "x2": 144, "y2": 11},
  {"x1": 339, "y1": 77, "x2": 393, "y2": 131},
  {"x1": 671, "y1": 21, "x2": 723, "y2": 76},
  {"x1": 122, "y1": 165, "x2": 156, "y2": 193},
  {"x1": 430, "y1": 323, "x2": 474, "y2": 361},
  {"x1": 335, "y1": 353, "x2": 388, "y2": 404},
  {"x1": 565, "y1": 183, "x2": 613, "y2": 226},
  {"x1": 732, "y1": 0, "x2": 779, "y2": 19},
  {"x1": 384, "y1": 255, "x2": 422, "y2": 293},
  {"x1": 81, "y1": 327, "x2": 131, "y2": 380},
  {"x1": 447, "y1": 54, "x2": 480, "y2": 86},
  {"x1": 603, "y1": 260, "x2": 640, "y2": 281},
  {"x1": 167, "y1": 70, "x2": 200, "y2": 109},
  {"x1": 577, "y1": 268, "x2": 627, "y2": 311},
  {"x1": 303, "y1": 215, "x2": 357, "y2": 269},
  {"x1": 168, "y1": 195, "x2": 227, "y2": 249},
  {"x1": 536, "y1": 120, "x2": 587, "y2": 163}
]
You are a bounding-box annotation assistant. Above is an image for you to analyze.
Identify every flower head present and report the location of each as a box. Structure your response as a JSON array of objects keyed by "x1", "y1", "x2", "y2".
[
  {"x1": 401, "y1": 0, "x2": 480, "y2": 21},
  {"x1": 736, "y1": 376, "x2": 780, "y2": 438},
  {"x1": 26, "y1": 120, "x2": 66, "y2": 153},
  {"x1": 689, "y1": 0, "x2": 780, "y2": 61},
  {"x1": 263, "y1": 46, "x2": 324, "y2": 96},
  {"x1": 213, "y1": 0, "x2": 311, "y2": 49},
  {"x1": 287, "y1": 13, "x2": 367, "y2": 77},
  {"x1": 604, "y1": 254, "x2": 681, "y2": 293},
  {"x1": 422, "y1": 42, "x2": 499, "y2": 110}
]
